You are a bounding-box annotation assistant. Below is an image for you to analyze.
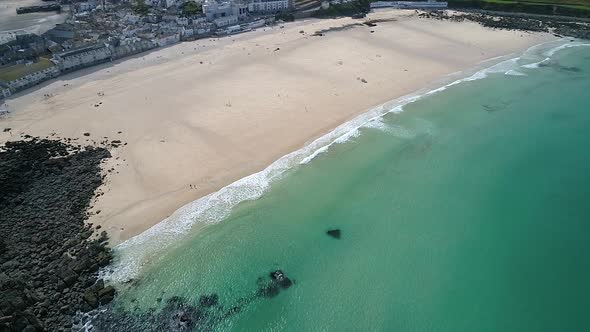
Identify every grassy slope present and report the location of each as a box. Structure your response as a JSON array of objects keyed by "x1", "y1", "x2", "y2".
[
  {"x1": 0, "y1": 58, "x2": 54, "y2": 82},
  {"x1": 448, "y1": 0, "x2": 590, "y2": 16}
]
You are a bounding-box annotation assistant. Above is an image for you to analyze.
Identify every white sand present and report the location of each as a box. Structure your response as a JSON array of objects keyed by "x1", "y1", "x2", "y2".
[{"x1": 0, "y1": 10, "x2": 554, "y2": 244}]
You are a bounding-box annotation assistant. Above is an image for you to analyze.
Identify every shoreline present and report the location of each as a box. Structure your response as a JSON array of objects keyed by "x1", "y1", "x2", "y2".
[
  {"x1": 0, "y1": 9, "x2": 555, "y2": 246},
  {"x1": 106, "y1": 37, "x2": 580, "y2": 284}
]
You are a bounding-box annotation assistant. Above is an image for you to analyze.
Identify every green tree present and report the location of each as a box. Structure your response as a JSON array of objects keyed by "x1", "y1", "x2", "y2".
[
  {"x1": 132, "y1": 0, "x2": 149, "y2": 16},
  {"x1": 181, "y1": 1, "x2": 203, "y2": 16}
]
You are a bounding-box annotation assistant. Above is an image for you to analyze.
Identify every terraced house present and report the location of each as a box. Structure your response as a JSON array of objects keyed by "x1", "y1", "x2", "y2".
[{"x1": 248, "y1": 0, "x2": 292, "y2": 12}]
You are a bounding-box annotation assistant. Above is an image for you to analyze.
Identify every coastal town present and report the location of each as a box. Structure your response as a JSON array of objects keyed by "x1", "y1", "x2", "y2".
[
  {"x1": 0, "y1": 0, "x2": 289, "y2": 99},
  {"x1": 0, "y1": 0, "x2": 452, "y2": 100}
]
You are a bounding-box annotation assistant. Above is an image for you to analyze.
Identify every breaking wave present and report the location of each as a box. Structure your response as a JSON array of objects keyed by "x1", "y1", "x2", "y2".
[{"x1": 103, "y1": 38, "x2": 584, "y2": 284}]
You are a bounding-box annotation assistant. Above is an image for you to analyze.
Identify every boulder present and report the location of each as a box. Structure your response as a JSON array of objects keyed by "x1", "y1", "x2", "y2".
[
  {"x1": 326, "y1": 229, "x2": 341, "y2": 239},
  {"x1": 82, "y1": 290, "x2": 98, "y2": 310},
  {"x1": 58, "y1": 268, "x2": 78, "y2": 287},
  {"x1": 98, "y1": 286, "x2": 115, "y2": 305}
]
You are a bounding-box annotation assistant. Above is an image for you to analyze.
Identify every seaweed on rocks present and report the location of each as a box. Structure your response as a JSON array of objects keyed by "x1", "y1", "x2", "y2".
[
  {"x1": 84, "y1": 270, "x2": 295, "y2": 331},
  {"x1": 0, "y1": 137, "x2": 114, "y2": 332},
  {"x1": 418, "y1": 11, "x2": 590, "y2": 40}
]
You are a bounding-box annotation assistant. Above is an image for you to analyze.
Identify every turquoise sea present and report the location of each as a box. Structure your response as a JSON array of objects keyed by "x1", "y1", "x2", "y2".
[{"x1": 87, "y1": 40, "x2": 590, "y2": 331}]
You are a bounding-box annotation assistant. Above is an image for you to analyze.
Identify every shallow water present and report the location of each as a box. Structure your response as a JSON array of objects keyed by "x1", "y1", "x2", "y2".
[{"x1": 91, "y1": 41, "x2": 590, "y2": 331}]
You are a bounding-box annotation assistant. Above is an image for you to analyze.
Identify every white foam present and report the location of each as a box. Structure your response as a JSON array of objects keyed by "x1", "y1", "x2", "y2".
[
  {"x1": 505, "y1": 69, "x2": 527, "y2": 76},
  {"x1": 104, "y1": 39, "x2": 578, "y2": 284},
  {"x1": 544, "y1": 41, "x2": 590, "y2": 57},
  {"x1": 521, "y1": 57, "x2": 550, "y2": 69}
]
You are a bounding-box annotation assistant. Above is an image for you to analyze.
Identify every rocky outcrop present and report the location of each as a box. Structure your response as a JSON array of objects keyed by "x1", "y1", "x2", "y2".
[
  {"x1": 85, "y1": 270, "x2": 295, "y2": 331},
  {"x1": 419, "y1": 10, "x2": 590, "y2": 40},
  {"x1": 0, "y1": 138, "x2": 114, "y2": 331}
]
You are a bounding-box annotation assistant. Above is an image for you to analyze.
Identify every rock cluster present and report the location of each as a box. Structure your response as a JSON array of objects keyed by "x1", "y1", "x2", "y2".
[
  {"x1": 86, "y1": 270, "x2": 294, "y2": 331},
  {"x1": 0, "y1": 138, "x2": 114, "y2": 332}
]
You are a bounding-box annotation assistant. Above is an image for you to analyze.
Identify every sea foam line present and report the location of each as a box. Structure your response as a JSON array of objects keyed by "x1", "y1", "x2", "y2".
[{"x1": 103, "y1": 38, "x2": 581, "y2": 284}]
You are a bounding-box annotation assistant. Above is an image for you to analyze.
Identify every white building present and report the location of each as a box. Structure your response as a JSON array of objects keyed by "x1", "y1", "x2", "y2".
[
  {"x1": 124, "y1": 14, "x2": 141, "y2": 24},
  {"x1": 0, "y1": 84, "x2": 11, "y2": 99},
  {"x1": 144, "y1": 0, "x2": 161, "y2": 7},
  {"x1": 176, "y1": 17, "x2": 190, "y2": 25},
  {"x1": 5, "y1": 66, "x2": 60, "y2": 91},
  {"x1": 248, "y1": 0, "x2": 290, "y2": 13},
  {"x1": 53, "y1": 44, "x2": 112, "y2": 72},
  {"x1": 329, "y1": 0, "x2": 354, "y2": 4},
  {"x1": 77, "y1": 1, "x2": 98, "y2": 12},
  {"x1": 203, "y1": 0, "x2": 248, "y2": 21},
  {"x1": 213, "y1": 15, "x2": 238, "y2": 27},
  {"x1": 193, "y1": 17, "x2": 208, "y2": 24},
  {"x1": 166, "y1": 0, "x2": 181, "y2": 7},
  {"x1": 157, "y1": 33, "x2": 181, "y2": 46}
]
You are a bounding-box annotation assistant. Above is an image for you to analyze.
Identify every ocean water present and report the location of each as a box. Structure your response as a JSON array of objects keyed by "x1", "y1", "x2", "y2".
[{"x1": 88, "y1": 40, "x2": 590, "y2": 331}]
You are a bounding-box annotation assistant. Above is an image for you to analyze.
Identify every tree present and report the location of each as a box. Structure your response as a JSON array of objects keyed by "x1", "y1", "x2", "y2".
[
  {"x1": 181, "y1": 1, "x2": 202, "y2": 16},
  {"x1": 132, "y1": 0, "x2": 150, "y2": 16}
]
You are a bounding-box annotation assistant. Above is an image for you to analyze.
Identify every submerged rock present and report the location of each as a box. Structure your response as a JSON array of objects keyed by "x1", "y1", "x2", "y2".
[
  {"x1": 326, "y1": 229, "x2": 341, "y2": 239},
  {"x1": 86, "y1": 269, "x2": 295, "y2": 330},
  {"x1": 198, "y1": 294, "x2": 219, "y2": 308}
]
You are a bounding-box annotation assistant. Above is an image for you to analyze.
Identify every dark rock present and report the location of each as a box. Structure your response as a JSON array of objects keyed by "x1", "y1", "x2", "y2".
[
  {"x1": 86, "y1": 268, "x2": 296, "y2": 330},
  {"x1": 91, "y1": 279, "x2": 104, "y2": 292},
  {"x1": 58, "y1": 268, "x2": 78, "y2": 287},
  {"x1": 0, "y1": 137, "x2": 113, "y2": 331},
  {"x1": 198, "y1": 294, "x2": 218, "y2": 308},
  {"x1": 326, "y1": 229, "x2": 341, "y2": 239},
  {"x1": 82, "y1": 290, "x2": 98, "y2": 310},
  {"x1": 98, "y1": 286, "x2": 115, "y2": 305}
]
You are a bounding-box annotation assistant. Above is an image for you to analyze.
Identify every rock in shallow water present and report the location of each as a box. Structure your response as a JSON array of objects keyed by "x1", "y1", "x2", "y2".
[
  {"x1": 85, "y1": 269, "x2": 295, "y2": 330},
  {"x1": 198, "y1": 294, "x2": 219, "y2": 308},
  {"x1": 326, "y1": 229, "x2": 341, "y2": 239}
]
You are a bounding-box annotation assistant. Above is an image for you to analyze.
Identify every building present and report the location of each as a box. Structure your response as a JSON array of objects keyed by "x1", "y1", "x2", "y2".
[
  {"x1": 203, "y1": 0, "x2": 232, "y2": 19},
  {"x1": 203, "y1": 0, "x2": 248, "y2": 21},
  {"x1": 110, "y1": 38, "x2": 157, "y2": 59},
  {"x1": 4, "y1": 65, "x2": 60, "y2": 92},
  {"x1": 44, "y1": 23, "x2": 76, "y2": 44},
  {"x1": 52, "y1": 44, "x2": 112, "y2": 72},
  {"x1": 77, "y1": 1, "x2": 98, "y2": 12},
  {"x1": 176, "y1": 17, "x2": 190, "y2": 25},
  {"x1": 248, "y1": 0, "x2": 290, "y2": 13},
  {"x1": 213, "y1": 15, "x2": 239, "y2": 27},
  {"x1": 166, "y1": 0, "x2": 185, "y2": 8},
  {"x1": 144, "y1": 0, "x2": 161, "y2": 6},
  {"x1": 156, "y1": 33, "x2": 181, "y2": 46},
  {"x1": 0, "y1": 82, "x2": 11, "y2": 99}
]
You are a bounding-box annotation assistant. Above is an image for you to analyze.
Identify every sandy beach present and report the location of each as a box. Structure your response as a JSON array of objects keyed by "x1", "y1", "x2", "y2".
[{"x1": 0, "y1": 10, "x2": 553, "y2": 245}]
